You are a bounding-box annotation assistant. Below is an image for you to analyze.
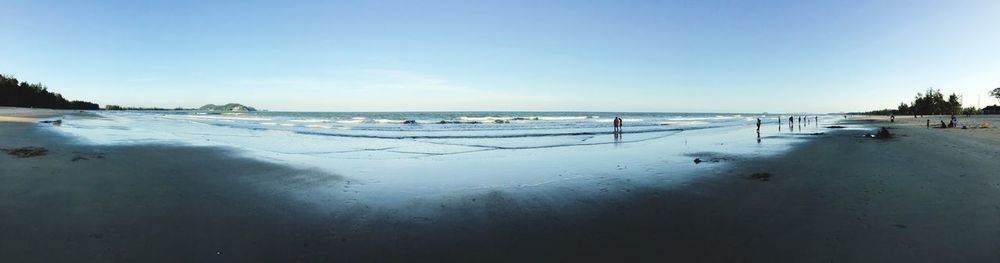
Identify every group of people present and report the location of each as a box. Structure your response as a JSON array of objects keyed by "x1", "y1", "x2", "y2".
[
  {"x1": 612, "y1": 116, "x2": 624, "y2": 133},
  {"x1": 777, "y1": 115, "x2": 819, "y2": 125}
]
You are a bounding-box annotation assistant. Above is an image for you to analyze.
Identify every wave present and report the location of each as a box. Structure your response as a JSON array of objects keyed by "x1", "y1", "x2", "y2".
[
  {"x1": 292, "y1": 127, "x2": 704, "y2": 140},
  {"x1": 289, "y1": 119, "x2": 329, "y2": 123}
]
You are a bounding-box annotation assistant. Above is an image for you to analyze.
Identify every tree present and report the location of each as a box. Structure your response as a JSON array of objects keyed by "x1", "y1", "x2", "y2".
[
  {"x1": 897, "y1": 102, "x2": 910, "y2": 115},
  {"x1": 947, "y1": 93, "x2": 962, "y2": 115},
  {"x1": 0, "y1": 74, "x2": 99, "y2": 110},
  {"x1": 991, "y1": 87, "x2": 1000, "y2": 105}
]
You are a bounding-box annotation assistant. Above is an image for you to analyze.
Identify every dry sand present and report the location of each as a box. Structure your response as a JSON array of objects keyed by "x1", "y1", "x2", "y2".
[{"x1": 3, "y1": 109, "x2": 1000, "y2": 262}]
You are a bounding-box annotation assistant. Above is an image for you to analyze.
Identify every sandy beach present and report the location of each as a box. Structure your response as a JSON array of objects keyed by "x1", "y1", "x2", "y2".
[{"x1": 3, "y1": 109, "x2": 1000, "y2": 261}]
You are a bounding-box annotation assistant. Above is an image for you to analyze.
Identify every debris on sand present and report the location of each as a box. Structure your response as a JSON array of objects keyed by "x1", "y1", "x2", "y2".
[
  {"x1": 865, "y1": 127, "x2": 892, "y2": 139},
  {"x1": 825, "y1": 125, "x2": 846, "y2": 129},
  {"x1": 980, "y1": 122, "x2": 991, "y2": 129},
  {"x1": 39, "y1": 119, "x2": 62, "y2": 126},
  {"x1": 689, "y1": 152, "x2": 737, "y2": 164},
  {"x1": 2, "y1": 147, "x2": 48, "y2": 158},
  {"x1": 71, "y1": 151, "x2": 106, "y2": 162},
  {"x1": 750, "y1": 172, "x2": 772, "y2": 181}
]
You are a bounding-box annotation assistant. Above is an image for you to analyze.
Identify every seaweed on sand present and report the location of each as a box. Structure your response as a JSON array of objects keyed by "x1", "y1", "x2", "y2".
[{"x1": 2, "y1": 147, "x2": 48, "y2": 158}]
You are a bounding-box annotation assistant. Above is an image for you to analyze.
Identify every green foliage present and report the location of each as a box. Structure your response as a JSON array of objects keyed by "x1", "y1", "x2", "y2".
[
  {"x1": 991, "y1": 87, "x2": 1000, "y2": 103},
  {"x1": 0, "y1": 74, "x2": 99, "y2": 110},
  {"x1": 962, "y1": 107, "x2": 981, "y2": 115},
  {"x1": 897, "y1": 88, "x2": 962, "y2": 115},
  {"x1": 105, "y1": 105, "x2": 191, "y2": 111}
]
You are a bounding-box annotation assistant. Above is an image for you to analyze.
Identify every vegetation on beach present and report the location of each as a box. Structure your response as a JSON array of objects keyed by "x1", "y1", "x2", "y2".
[
  {"x1": 105, "y1": 105, "x2": 193, "y2": 111},
  {"x1": 991, "y1": 87, "x2": 1000, "y2": 104},
  {"x1": 858, "y1": 88, "x2": 975, "y2": 116},
  {"x1": 895, "y1": 88, "x2": 963, "y2": 115},
  {"x1": 0, "y1": 75, "x2": 99, "y2": 110}
]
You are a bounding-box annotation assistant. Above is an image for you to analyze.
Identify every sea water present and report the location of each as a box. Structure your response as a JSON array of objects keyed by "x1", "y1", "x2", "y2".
[{"x1": 50, "y1": 111, "x2": 840, "y2": 206}]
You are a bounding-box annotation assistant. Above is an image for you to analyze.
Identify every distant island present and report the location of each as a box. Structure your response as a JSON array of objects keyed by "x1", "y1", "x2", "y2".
[
  {"x1": 198, "y1": 103, "x2": 257, "y2": 112},
  {"x1": 0, "y1": 74, "x2": 99, "y2": 110}
]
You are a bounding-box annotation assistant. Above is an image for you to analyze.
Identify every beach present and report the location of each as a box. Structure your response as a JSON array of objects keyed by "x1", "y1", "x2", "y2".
[{"x1": 3, "y1": 108, "x2": 1000, "y2": 261}]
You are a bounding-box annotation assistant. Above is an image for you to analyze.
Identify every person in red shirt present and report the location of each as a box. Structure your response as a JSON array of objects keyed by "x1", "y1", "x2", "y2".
[{"x1": 613, "y1": 116, "x2": 621, "y2": 132}]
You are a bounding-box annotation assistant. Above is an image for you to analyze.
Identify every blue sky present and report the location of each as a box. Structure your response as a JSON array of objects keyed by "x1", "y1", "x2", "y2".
[{"x1": 3, "y1": 0, "x2": 999, "y2": 112}]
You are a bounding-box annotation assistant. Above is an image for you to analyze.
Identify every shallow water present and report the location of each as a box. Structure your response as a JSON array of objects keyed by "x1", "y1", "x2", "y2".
[{"x1": 51, "y1": 111, "x2": 841, "y2": 206}]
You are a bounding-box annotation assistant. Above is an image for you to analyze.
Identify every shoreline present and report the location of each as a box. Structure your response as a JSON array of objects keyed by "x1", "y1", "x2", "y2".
[{"x1": 3, "y1": 109, "x2": 1000, "y2": 261}]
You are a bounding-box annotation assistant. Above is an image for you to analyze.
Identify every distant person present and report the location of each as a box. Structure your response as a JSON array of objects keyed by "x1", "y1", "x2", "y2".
[
  {"x1": 890, "y1": 114, "x2": 895, "y2": 123},
  {"x1": 950, "y1": 115, "x2": 957, "y2": 128},
  {"x1": 756, "y1": 118, "x2": 761, "y2": 131},
  {"x1": 926, "y1": 119, "x2": 930, "y2": 128},
  {"x1": 789, "y1": 116, "x2": 794, "y2": 124},
  {"x1": 618, "y1": 117, "x2": 624, "y2": 131},
  {"x1": 613, "y1": 116, "x2": 621, "y2": 132},
  {"x1": 815, "y1": 116, "x2": 818, "y2": 122}
]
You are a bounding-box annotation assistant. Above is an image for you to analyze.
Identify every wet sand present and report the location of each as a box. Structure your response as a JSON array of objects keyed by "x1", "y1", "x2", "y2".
[{"x1": 3, "y1": 109, "x2": 1000, "y2": 261}]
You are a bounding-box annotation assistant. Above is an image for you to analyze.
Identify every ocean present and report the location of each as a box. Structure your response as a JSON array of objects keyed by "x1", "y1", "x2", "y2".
[{"x1": 49, "y1": 111, "x2": 842, "y2": 206}]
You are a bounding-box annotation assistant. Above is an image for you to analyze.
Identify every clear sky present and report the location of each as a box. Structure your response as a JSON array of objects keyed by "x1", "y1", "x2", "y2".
[{"x1": 3, "y1": 0, "x2": 1000, "y2": 112}]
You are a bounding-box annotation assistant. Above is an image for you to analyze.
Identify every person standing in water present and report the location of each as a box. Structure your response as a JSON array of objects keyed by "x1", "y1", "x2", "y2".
[
  {"x1": 756, "y1": 118, "x2": 762, "y2": 131},
  {"x1": 612, "y1": 116, "x2": 620, "y2": 133}
]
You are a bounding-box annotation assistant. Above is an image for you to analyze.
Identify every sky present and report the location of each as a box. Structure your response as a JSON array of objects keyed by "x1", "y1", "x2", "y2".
[{"x1": 2, "y1": 0, "x2": 1000, "y2": 112}]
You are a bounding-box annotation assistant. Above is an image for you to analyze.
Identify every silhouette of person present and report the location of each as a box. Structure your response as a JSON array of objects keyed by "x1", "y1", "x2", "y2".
[
  {"x1": 613, "y1": 116, "x2": 620, "y2": 133},
  {"x1": 890, "y1": 114, "x2": 895, "y2": 123},
  {"x1": 756, "y1": 118, "x2": 761, "y2": 131}
]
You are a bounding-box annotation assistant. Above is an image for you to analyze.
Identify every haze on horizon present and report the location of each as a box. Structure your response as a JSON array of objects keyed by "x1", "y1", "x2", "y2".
[{"x1": 2, "y1": 0, "x2": 999, "y2": 113}]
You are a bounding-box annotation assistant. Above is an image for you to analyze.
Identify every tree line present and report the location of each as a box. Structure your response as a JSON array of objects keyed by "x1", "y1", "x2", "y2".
[
  {"x1": 855, "y1": 88, "x2": 995, "y2": 116},
  {"x1": 105, "y1": 105, "x2": 192, "y2": 111},
  {"x1": 894, "y1": 88, "x2": 966, "y2": 116},
  {"x1": 0, "y1": 74, "x2": 99, "y2": 110}
]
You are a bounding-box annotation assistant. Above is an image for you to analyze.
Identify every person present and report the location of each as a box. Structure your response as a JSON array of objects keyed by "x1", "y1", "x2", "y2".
[
  {"x1": 618, "y1": 117, "x2": 624, "y2": 132},
  {"x1": 926, "y1": 119, "x2": 930, "y2": 128},
  {"x1": 613, "y1": 116, "x2": 620, "y2": 132},
  {"x1": 789, "y1": 116, "x2": 794, "y2": 124},
  {"x1": 815, "y1": 116, "x2": 818, "y2": 122},
  {"x1": 756, "y1": 118, "x2": 761, "y2": 131},
  {"x1": 950, "y1": 115, "x2": 957, "y2": 128},
  {"x1": 890, "y1": 114, "x2": 895, "y2": 123}
]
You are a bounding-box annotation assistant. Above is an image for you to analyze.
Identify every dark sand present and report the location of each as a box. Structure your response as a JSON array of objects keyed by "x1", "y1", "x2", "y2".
[{"x1": 3, "y1": 111, "x2": 1000, "y2": 262}]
